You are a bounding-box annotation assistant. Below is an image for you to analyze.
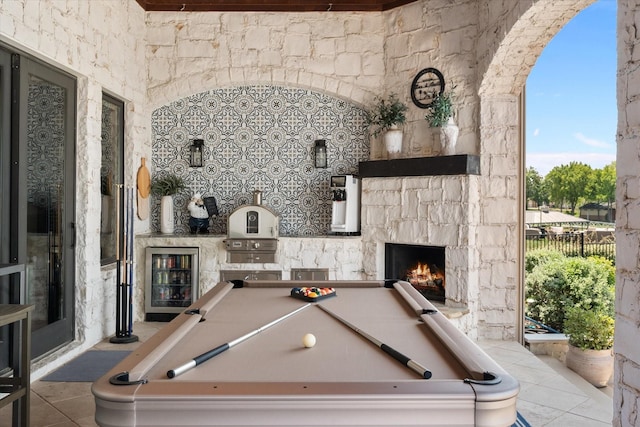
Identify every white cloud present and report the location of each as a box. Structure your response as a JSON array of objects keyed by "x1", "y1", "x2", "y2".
[
  {"x1": 526, "y1": 152, "x2": 616, "y2": 176},
  {"x1": 574, "y1": 132, "x2": 612, "y2": 148},
  {"x1": 533, "y1": 128, "x2": 540, "y2": 137}
]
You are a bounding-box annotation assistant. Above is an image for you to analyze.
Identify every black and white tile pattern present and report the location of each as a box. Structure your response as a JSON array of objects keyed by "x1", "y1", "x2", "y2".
[{"x1": 151, "y1": 85, "x2": 369, "y2": 235}]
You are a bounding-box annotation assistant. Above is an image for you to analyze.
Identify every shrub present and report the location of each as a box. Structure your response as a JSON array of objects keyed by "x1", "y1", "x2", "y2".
[
  {"x1": 564, "y1": 306, "x2": 614, "y2": 350},
  {"x1": 525, "y1": 251, "x2": 615, "y2": 332},
  {"x1": 524, "y1": 249, "x2": 565, "y2": 273}
]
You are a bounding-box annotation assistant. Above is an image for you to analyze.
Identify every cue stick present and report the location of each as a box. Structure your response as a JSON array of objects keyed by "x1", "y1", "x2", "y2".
[
  {"x1": 126, "y1": 187, "x2": 134, "y2": 336},
  {"x1": 127, "y1": 187, "x2": 135, "y2": 335},
  {"x1": 167, "y1": 303, "x2": 312, "y2": 378},
  {"x1": 316, "y1": 304, "x2": 432, "y2": 379},
  {"x1": 114, "y1": 184, "x2": 123, "y2": 335}
]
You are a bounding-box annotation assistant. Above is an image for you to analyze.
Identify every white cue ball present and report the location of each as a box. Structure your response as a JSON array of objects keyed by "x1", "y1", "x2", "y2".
[{"x1": 302, "y1": 333, "x2": 316, "y2": 348}]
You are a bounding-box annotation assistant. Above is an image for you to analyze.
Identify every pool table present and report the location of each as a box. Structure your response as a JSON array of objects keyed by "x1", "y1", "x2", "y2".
[{"x1": 92, "y1": 280, "x2": 519, "y2": 427}]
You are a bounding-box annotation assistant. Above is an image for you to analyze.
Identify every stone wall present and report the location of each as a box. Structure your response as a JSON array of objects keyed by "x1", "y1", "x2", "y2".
[
  {"x1": 0, "y1": 0, "x2": 148, "y2": 373},
  {"x1": 360, "y1": 175, "x2": 479, "y2": 337},
  {"x1": 474, "y1": 0, "x2": 596, "y2": 340},
  {"x1": 134, "y1": 235, "x2": 365, "y2": 318},
  {"x1": 614, "y1": 1, "x2": 640, "y2": 425},
  {"x1": 145, "y1": 11, "x2": 386, "y2": 108},
  {"x1": 144, "y1": 3, "x2": 484, "y2": 161},
  {"x1": 4, "y1": 5, "x2": 639, "y2": 423},
  {"x1": 142, "y1": 1, "x2": 493, "y2": 336},
  {"x1": 383, "y1": 1, "x2": 479, "y2": 157}
]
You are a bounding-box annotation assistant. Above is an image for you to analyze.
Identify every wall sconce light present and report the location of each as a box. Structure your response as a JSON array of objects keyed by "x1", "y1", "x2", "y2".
[
  {"x1": 314, "y1": 139, "x2": 327, "y2": 168},
  {"x1": 190, "y1": 139, "x2": 204, "y2": 167}
]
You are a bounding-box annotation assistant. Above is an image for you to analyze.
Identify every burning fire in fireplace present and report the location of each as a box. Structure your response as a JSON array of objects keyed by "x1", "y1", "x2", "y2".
[
  {"x1": 406, "y1": 263, "x2": 445, "y2": 295},
  {"x1": 385, "y1": 243, "x2": 446, "y2": 302}
]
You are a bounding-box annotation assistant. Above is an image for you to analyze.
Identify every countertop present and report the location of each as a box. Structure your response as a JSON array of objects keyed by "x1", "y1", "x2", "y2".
[{"x1": 137, "y1": 233, "x2": 362, "y2": 239}]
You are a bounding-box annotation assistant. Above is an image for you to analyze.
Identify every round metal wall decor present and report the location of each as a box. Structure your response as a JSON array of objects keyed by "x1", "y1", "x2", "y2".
[{"x1": 410, "y1": 68, "x2": 445, "y2": 109}]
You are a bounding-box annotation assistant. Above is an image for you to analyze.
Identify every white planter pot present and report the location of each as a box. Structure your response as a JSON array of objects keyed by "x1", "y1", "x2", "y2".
[
  {"x1": 160, "y1": 195, "x2": 175, "y2": 234},
  {"x1": 439, "y1": 117, "x2": 459, "y2": 156},
  {"x1": 566, "y1": 344, "x2": 613, "y2": 387},
  {"x1": 383, "y1": 125, "x2": 403, "y2": 159}
]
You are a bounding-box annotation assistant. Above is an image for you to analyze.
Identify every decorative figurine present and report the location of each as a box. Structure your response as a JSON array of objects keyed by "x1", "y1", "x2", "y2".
[{"x1": 187, "y1": 193, "x2": 210, "y2": 234}]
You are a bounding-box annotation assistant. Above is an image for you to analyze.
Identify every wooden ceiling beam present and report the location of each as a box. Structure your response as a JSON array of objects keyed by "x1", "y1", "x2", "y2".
[{"x1": 135, "y1": 0, "x2": 418, "y2": 12}]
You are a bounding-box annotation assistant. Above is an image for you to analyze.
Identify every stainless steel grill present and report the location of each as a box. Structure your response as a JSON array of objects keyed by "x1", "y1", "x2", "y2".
[{"x1": 224, "y1": 200, "x2": 279, "y2": 263}]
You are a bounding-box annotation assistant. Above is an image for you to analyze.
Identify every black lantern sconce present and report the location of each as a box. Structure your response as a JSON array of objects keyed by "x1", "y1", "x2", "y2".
[
  {"x1": 190, "y1": 139, "x2": 204, "y2": 167},
  {"x1": 314, "y1": 139, "x2": 327, "y2": 168}
]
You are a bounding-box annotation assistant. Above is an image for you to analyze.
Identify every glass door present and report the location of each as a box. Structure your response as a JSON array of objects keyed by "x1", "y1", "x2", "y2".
[
  {"x1": 0, "y1": 46, "x2": 12, "y2": 370},
  {"x1": 13, "y1": 53, "x2": 76, "y2": 358},
  {"x1": 145, "y1": 247, "x2": 199, "y2": 321}
]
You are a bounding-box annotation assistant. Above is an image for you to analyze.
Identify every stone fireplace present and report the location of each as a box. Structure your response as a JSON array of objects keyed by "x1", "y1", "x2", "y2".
[
  {"x1": 385, "y1": 243, "x2": 445, "y2": 302},
  {"x1": 359, "y1": 155, "x2": 480, "y2": 335}
]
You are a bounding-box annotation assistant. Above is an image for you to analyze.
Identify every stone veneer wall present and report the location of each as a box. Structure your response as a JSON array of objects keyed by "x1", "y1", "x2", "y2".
[
  {"x1": 360, "y1": 175, "x2": 479, "y2": 337},
  {"x1": 615, "y1": 1, "x2": 640, "y2": 425},
  {"x1": 0, "y1": 0, "x2": 148, "y2": 375},
  {"x1": 143, "y1": 1, "x2": 491, "y2": 332},
  {"x1": 5, "y1": 4, "x2": 640, "y2": 422},
  {"x1": 133, "y1": 235, "x2": 365, "y2": 317}
]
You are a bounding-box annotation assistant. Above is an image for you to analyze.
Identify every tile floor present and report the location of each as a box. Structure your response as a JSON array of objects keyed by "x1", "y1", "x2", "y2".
[{"x1": 1, "y1": 323, "x2": 613, "y2": 427}]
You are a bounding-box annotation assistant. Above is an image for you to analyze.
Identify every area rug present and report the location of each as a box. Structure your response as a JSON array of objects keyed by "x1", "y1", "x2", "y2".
[
  {"x1": 512, "y1": 411, "x2": 531, "y2": 427},
  {"x1": 42, "y1": 350, "x2": 131, "y2": 382}
]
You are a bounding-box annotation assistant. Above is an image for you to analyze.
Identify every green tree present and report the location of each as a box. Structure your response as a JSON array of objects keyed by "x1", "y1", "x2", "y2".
[
  {"x1": 545, "y1": 162, "x2": 593, "y2": 214},
  {"x1": 526, "y1": 167, "x2": 549, "y2": 207},
  {"x1": 592, "y1": 162, "x2": 616, "y2": 217},
  {"x1": 545, "y1": 165, "x2": 567, "y2": 209}
]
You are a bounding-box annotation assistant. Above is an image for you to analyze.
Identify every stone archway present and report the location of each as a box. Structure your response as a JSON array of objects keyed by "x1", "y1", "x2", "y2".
[{"x1": 475, "y1": 0, "x2": 596, "y2": 340}]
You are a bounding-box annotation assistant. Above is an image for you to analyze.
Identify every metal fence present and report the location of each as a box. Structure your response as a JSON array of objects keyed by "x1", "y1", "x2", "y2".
[{"x1": 525, "y1": 229, "x2": 616, "y2": 263}]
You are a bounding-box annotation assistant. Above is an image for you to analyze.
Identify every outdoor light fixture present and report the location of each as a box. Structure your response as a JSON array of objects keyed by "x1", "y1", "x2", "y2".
[
  {"x1": 190, "y1": 139, "x2": 204, "y2": 167},
  {"x1": 314, "y1": 139, "x2": 327, "y2": 168}
]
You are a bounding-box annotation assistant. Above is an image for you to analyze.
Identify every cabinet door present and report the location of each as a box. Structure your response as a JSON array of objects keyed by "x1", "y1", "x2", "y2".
[
  {"x1": 291, "y1": 268, "x2": 329, "y2": 281},
  {"x1": 145, "y1": 248, "x2": 199, "y2": 316},
  {"x1": 220, "y1": 270, "x2": 282, "y2": 282},
  {"x1": 150, "y1": 254, "x2": 194, "y2": 308}
]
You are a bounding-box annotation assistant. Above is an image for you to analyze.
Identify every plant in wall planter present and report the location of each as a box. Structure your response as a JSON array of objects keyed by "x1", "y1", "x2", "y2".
[
  {"x1": 151, "y1": 174, "x2": 186, "y2": 234},
  {"x1": 563, "y1": 306, "x2": 614, "y2": 387},
  {"x1": 366, "y1": 93, "x2": 408, "y2": 159},
  {"x1": 425, "y1": 90, "x2": 458, "y2": 156}
]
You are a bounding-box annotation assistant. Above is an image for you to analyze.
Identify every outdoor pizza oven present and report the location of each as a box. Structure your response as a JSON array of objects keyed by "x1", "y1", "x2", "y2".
[{"x1": 224, "y1": 191, "x2": 279, "y2": 263}]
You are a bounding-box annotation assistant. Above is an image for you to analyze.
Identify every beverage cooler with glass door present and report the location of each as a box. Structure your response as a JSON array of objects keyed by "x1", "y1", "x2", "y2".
[{"x1": 144, "y1": 247, "x2": 199, "y2": 321}]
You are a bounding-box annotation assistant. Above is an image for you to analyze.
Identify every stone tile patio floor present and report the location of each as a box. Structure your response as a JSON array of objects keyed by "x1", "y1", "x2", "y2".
[{"x1": 0, "y1": 322, "x2": 613, "y2": 426}]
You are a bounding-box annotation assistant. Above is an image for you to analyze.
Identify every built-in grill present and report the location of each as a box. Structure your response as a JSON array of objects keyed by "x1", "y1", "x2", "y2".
[{"x1": 224, "y1": 191, "x2": 279, "y2": 263}]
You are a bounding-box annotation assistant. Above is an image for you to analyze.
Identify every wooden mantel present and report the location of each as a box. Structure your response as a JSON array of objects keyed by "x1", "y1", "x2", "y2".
[{"x1": 358, "y1": 155, "x2": 480, "y2": 178}]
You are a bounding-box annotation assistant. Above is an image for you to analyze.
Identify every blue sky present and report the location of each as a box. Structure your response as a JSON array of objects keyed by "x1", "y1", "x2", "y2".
[{"x1": 526, "y1": 0, "x2": 617, "y2": 176}]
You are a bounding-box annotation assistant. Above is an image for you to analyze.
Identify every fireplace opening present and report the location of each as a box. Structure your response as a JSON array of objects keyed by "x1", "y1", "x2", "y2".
[{"x1": 385, "y1": 243, "x2": 445, "y2": 302}]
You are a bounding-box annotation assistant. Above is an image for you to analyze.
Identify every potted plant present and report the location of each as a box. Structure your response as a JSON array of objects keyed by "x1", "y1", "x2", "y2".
[
  {"x1": 151, "y1": 174, "x2": 186, "y2": 234},
  {"x1": 151, "y1": 174, "x2": 186, "y2": 197},
  {"x1": 563, "y1": 306, "x2": 614, "y2": 387},
  {"x1": 425, "y1": 90, "x2": 458, "y2": 156},
  {"x1": 366, "y1": 93, "x2": 408, "y2": 158}
]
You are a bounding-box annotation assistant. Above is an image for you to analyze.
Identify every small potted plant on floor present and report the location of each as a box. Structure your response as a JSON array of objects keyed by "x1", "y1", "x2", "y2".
[
  {"x1": 366, "y1": 93, "x2": 408, "y2": 158},
  {"x1": 563, "y1": 306, "x2": 614, "y2": 387},
  {"x1": 151, "y1": 174, "x2": 186, "y2": 234},
  {"x1": 425, "y1": 90, "x2": 458, "y2": 155}
]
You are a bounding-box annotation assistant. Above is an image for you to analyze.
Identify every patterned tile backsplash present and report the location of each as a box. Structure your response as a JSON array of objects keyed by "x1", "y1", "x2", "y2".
[{"x1": 151, "y1": 85, "x2": 370, "y2": 235}]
